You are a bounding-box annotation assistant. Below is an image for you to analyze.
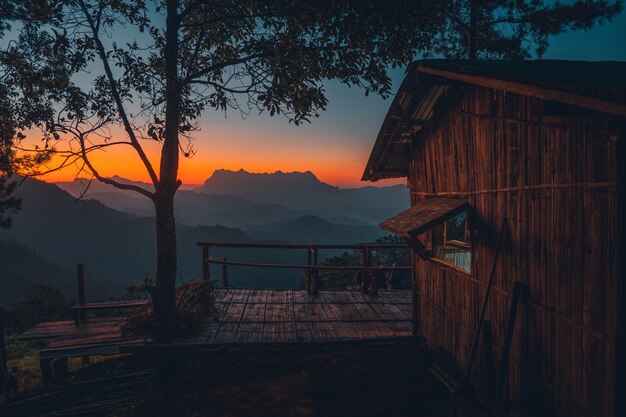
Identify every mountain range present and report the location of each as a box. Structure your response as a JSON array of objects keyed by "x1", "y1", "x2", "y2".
[
  {"x1": 1, "y1": 172, "x2": 408, "y2": 302},
  {"x1": 55, "y1": 169, "x2": 408, "y2": 228},
  {"x1": 0, "y1": 178, "x2": 252, "y2": 302}
]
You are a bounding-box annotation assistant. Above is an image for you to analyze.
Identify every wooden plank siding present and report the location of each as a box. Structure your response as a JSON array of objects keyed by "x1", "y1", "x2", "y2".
[{"x1": 407, "y1": 86, "x2": 618, "y2": 417}]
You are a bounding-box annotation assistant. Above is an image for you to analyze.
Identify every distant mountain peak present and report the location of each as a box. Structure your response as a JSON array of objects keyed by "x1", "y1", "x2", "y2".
[{"x1": 205, "y1": 168, "x2": 319, "y2": 183}]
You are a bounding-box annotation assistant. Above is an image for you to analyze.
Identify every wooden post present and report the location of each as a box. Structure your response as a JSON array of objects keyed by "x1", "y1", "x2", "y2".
[
  {"x1": 222, "y1": 257, "x2": 229, "y2": 288},
  {"x1": 311, "y1": 248, "x2": 319, "y2": 294},
  {"x1": 410, "y1": 251, "x2": 420, "y2": 336},
  {"x1": 361, "y1": 248, "x2": 370, "y2": 294},
  {"x1": 0, "y1": 306, "x2": 8, "y2": 379},
  {"x1": 202, "y1": 245, "x2": 210, "y2": 281},
  {"x1": 370, "y1": 265, "x2": 379, "y2": 296},
  {"x1": 77, "y1": 264, "x2": 86, "y2": 323},
  {"x1": 40, "y1": 358, "x2": 53, "y2": 383},
  {"x1": 51, "y1": 358, "x2": 68, "y2": 380},
  {"x1": 306, "y1": 248, "x2": 313, "y2": 293}
]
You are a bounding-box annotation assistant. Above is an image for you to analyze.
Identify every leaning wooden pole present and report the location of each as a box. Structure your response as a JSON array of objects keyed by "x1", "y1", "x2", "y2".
[
  {"x1": 461, "y1": 219, "x2": 507, "y2": 388},
  {"x1": 436, "y1": 219, "x2": 507, "y2": 417},
  {"x1": 497, "y1": 282, "x2": 528, "y2": 401}
]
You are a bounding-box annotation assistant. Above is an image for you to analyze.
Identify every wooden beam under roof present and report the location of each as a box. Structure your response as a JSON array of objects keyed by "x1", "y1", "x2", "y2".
[{"x1": 414, "y1": 64, "x2": 626, "y2": 118}]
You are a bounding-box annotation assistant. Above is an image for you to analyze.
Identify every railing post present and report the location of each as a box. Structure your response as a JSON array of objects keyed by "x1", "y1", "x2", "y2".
[
  {"x1": 222, "y1": 257, "x2": 229, "y2": 288},
  {"x1": 202, "y1": 245, "x2": 210, "y2": 281},
  {"x1": 361, "y1": 247, "x2": 371, "y2": 294},
  {"x1": 371, "y1": 265, "x2": 379, "y2": 296},
  {"x1": 306, "y1": 248, "x2": 313, "y2": 293},
  {"x1": 77, "y1": 264, "x2": 86, "y2": 323},
  {"x1": 311, "y1": 247, "x2": 319, "y2": 294}
]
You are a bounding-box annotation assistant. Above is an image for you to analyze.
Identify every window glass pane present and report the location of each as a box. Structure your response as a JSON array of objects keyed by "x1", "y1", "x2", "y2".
[{"x1": 424, "y1": 211, "x2": 471, "y2": 273}]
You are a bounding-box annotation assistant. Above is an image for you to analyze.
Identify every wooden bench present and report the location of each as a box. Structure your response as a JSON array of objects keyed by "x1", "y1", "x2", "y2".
[
  {"x1": 16, "y1": 265, "x2": 151, "y2": 382},
  {"x1": 20, "y1": 300, "x2": 149, "y2": 382},
  {"x1": 71, "y1": 299, "x2": 149, "y2": 323},
  {"x1": 19, "y1": 316, "x2": 148, "y2": 382}
]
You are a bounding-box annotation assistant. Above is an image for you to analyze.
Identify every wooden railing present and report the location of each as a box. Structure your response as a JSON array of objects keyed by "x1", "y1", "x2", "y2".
[{"x1": 196, "y1": 242, "x2": 411, "y2": 295}]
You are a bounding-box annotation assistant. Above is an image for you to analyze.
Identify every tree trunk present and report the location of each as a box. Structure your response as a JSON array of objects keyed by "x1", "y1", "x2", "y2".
[
  {"x1": 153, "y1": 192, "x2": 177, "y2": 341},
  {"x1": 152, "y1": 0, "x2": 180, "y2": 342},
  {"x1": 468, "y1": 0, "x2": 478, "y2": 59}
]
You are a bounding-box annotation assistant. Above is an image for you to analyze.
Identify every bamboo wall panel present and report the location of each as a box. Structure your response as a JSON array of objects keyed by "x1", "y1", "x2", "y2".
[{"x1": 408, "y1": 86, "x2": 618, "y2": 417}]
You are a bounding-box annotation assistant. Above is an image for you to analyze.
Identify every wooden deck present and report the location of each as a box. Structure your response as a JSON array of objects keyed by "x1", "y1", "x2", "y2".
[
  {"x1": 19, "y1": 288, "x2": 413, "y2": 371},
  {"x1": 197, "y1": 288, "x2": 413, "y2": 344}
]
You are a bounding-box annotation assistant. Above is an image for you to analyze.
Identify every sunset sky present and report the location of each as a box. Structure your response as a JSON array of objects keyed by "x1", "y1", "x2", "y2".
[{"x1": 38, "y1": 9, "x2": 626, "y2": 188}]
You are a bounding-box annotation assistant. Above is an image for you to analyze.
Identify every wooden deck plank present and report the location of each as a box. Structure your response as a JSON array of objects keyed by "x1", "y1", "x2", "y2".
[
  {"x1": 70, "y1": 300, "x2": 149, "y2": 311},
  {"x1": 19, "y1": 318, "x2": 127, "y2": 340},
  {"x1": 23, "y1": 288, "x2": 413, "y2": 361}
]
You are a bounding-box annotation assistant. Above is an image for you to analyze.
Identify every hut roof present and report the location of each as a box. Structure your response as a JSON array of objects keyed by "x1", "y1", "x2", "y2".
[{"x1": 362, "y1": 60, "x2": 626, "y2": 181}]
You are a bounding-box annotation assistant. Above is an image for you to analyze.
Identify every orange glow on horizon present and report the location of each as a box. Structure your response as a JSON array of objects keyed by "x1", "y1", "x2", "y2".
[{"x1": 27, "y1": 125, "x2": 405, "y2": 189}]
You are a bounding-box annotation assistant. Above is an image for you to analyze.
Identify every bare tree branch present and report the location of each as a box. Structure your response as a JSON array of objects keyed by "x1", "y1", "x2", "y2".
[
  {"x1": 76, "y1": 131, "x2": 155, "y2": 200},
  {"x1": 78, "y1": 0, "x2": 160, "y2": 187},
  {"x1": 184, "y1": 52, "x2": 271, "y2": 83}
]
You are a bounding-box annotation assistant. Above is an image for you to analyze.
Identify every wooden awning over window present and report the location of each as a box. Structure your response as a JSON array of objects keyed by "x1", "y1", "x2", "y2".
[{"x1": 380, "y1": 198, "x2": 468, "y2": 239}]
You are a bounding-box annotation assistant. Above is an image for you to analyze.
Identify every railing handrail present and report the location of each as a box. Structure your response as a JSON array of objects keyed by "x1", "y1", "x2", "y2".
[
  {"x1": 205, "y1": 257, "x2": 411, "y2": 271},
  {"x1": 196, "y1": 241, "x2": 409, "y2": 250},
  {"x1": 198, "y1": 241, "x2": 411, "y2": 294}
]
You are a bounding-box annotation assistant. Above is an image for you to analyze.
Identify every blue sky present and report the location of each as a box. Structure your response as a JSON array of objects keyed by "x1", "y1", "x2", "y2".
[
  {"x1": 191, "y1": 7, "x2": 626, "y2": 187},
  {"x1": 28, "y1": 3, "x2": 626, "y2": 188}
]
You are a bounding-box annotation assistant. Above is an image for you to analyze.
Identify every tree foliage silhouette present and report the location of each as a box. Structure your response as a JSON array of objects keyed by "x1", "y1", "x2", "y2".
[
  {"x1": 430, "y1": 0, "x2": 622, "y2": 59},
  {"x1": 4, "y1": 0, "x2": 442, "y2": 339},
  {"x1": 1, "y1": 0, "x2": 62, "y2": 228}
]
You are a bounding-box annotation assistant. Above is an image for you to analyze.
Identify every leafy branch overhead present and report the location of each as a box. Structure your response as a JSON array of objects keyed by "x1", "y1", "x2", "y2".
[
  {"x1": 430, "y1": 0, "x2": 622, "y2": 59},
  {"x1": 2, "y1": 0, "x2": 445, "y2": 339},
  {"x1": 0, "y1": 0, "x2": 70, "y2": 227},
  {"x1": 4, "y1": 0, "x2": 442, "y2": 194}
]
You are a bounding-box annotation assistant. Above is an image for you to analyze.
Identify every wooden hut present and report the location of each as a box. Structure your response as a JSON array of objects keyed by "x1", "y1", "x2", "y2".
[{"x1": 362, "y1": 60, "x2": 626, "y2": 417}]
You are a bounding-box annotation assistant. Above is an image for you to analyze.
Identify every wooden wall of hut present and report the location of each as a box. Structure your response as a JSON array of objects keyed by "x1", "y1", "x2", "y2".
[{"x1": 408, "y1": 85, "x2": 619, "y2": 417}]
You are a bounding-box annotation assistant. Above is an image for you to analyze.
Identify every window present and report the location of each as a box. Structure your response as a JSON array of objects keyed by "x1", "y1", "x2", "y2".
[
  {"x1": 422, "y1": 211, "x2": 471, "y2": 273},
  {"x1": 379, "y1": 197, "x2": 472, "y2": 274}
]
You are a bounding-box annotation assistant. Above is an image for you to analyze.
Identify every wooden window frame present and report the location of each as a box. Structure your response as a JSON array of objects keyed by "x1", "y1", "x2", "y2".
[{"x1": 422, "y1": 210, "x2": 472, "y2": 276}]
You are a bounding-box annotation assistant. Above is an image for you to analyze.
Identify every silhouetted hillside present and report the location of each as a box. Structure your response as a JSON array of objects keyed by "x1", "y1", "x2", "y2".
[
  {"x1": 3, "y1": 178, "x2": 254, "y2": 298},
  {"x1": 53, "y1": 170, "x2": 409, "y2": 227},
  {"x1": 194, "y1": 170, "x2": 408, "y2": 223},
  {"x1": 55, "y1": 176, "x2": 198, "y2": 195},
  {"x1": 5, "y1": 178, "x2": 369, "y2": 295},
  {"x1": 246, "y1": 215, "x2": 385, "y2": 243},
  {"x1": 0, "y1": 240, "x2": 75, "y2": 304}
]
